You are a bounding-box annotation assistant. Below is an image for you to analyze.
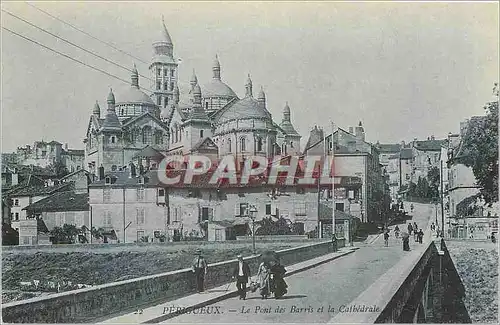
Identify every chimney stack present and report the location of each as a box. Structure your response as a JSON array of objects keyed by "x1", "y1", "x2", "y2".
[
  {"x1": 401, "y1": 140, "x2": 405, "y2": 147},
  {"x1": 65, "y1": 143, "x2": 68, "y2": 151},
  {"x1": 349, "y1": 127, "x2": 354, "y2": 134},
  {"x1": 99, "y1": 165, "x2": 105, "y2": 180}
]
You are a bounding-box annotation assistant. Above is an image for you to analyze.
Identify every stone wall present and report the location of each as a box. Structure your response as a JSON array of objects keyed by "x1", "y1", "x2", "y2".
[{"x1": 2, "y1": 240, "x2": 342, "y2": 323}]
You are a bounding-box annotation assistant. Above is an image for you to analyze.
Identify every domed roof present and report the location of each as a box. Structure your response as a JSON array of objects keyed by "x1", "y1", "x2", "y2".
[
  {"x1": 202, "y1": 79, "x2": 238, "y2": 99},
  {"x1": 116, "y1": 87, "x2": 156, "y2": 106},
  {"x1": 218, "y1": 97, "x2": 271, "y2": 123}
]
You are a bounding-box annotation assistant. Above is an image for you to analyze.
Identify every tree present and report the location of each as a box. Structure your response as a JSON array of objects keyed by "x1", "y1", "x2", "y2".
[
  {"x1": 50, "y1": 224, "x2": 80, "y2": 244},
  {"x1": 48, "y1": 161, "x2": 69, "y2": 178},
  {"x1": 427, "y1": 166, "x2": 440, "y2": 199},
  {"x1": 460, "y1": 83, "x2": 499, "y2": 205},
  {"x1": 255, "y1": 217, "x2": 294, "y2": 235}
]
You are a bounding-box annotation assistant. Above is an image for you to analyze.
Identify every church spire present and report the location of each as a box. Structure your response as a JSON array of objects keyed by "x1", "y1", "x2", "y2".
[
  {"x1": 131, "y1": 63, "x2": 139, "y2": 88},
  {"x1": 190, "y1": 69, "x2": 198, "y2": 88},
  {"x1": 258, "y1": 86, "x2": 266, "y2": 110},
  {"x1": 93, "y1": 100, "x2": 101, "y2": 118},
  {"x1": 283, "y1": 102, "x2": 291, "y2": 122},
  {"x1": 107, "y1": 88, "x2": 115, "y2": 111},
  {"x1": 160, "y1": 15, "x2": 173, "y2": 45},
  {"x1": 213, "y1": 54, "x2": 221, "y2": 80},
  {"x1": 245, "y1": 74, "x2": 253, "y2": 97}
]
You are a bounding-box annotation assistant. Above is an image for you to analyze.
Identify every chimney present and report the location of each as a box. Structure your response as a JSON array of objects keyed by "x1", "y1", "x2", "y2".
[
  {"x1": 129, "y1": 162, "x2": 136, "y2": 178},
  {"x1": 401, "y1": 140, "x2": 405, "y2": 147},
  {"x1": 64, "y1": 143, "x2": 68, "y2": 151},
  {"x1": 431, "y1": 135, "x2": 435, "y2": 140},
  {"x1": 349, "y1": 127, "x2": 354, "y2": 134},
  {"x1": 99, "y1": 165, "x2": 105, "y2": 180}
]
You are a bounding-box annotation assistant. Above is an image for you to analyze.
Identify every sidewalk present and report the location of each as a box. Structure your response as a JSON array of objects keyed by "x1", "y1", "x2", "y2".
[{"x1": 99, "y1": 246, "x2": 358, "y2": 324}]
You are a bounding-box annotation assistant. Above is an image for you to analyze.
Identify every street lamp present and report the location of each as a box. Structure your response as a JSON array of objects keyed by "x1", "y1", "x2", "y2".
[{"x1": 248, "y1": 205, "x2": 258, "y2": 254}]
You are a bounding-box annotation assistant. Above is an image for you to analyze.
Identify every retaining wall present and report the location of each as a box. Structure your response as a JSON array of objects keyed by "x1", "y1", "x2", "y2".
[{"x1": 2, "y1": 239, "x2": 343, "y2": 323}]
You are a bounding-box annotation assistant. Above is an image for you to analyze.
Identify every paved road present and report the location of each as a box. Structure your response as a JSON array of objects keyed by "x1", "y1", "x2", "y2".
[{"x1": 163, "y1": 203, "x2": 433, "y2": 323}]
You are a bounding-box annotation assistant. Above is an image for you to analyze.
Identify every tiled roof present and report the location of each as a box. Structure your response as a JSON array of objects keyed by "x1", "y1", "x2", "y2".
[
  {"x1": 63, "y1": 149, "x2": 85, "y2": 155},
  {"x1": 376, "y1": 143, "x2": 401, "y2": 153},
  {"x1": 11, "y1": 182, "x2": 72, "y2": 197},
  {"x1": 133, "y1": 145, "x2": 165, "y2": 160},
  {"x1": 413, "y1": 139, "x2": 447, "y2": 151},
  {"x1": 23, "y1": 191, "x2": 89, "y2": 213},
  {"x1": 191, "y1": 137, "x2": 218, "y2": 152},
  {"x1": 400, "y1": 148, "x2": 413, "y2": 159},
  {"x1": 88, "y1": 158, "x2": 362, "y2": 189}
]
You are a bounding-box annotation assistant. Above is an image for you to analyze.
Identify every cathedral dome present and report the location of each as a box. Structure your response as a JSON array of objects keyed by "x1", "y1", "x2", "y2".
[
  {"x1": 116, "y1": 66, "x2": 156, "y2": 107},
  {"x1": 116, "y1": 87, "x2": 156, "y2": 106},
  {"x1": 202, "y1": 79, "x2": 238, "y2": 99},
  {"x1": 218, "y1": 96, "x2": 271, "y2": 123}
]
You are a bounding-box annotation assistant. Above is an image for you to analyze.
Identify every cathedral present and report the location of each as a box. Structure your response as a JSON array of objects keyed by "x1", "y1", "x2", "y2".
[{"x1": 84, "y1": 18, "x2": 301, "y2": 176}]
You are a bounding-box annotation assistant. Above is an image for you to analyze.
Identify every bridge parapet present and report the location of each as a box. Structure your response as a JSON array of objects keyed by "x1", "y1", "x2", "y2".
[
  {"x1": 331, "y1": 238, "x2": 470, "y2": 323},
  {"x1": 2, "y1": 240, "x2": 343, "y2": 323}
]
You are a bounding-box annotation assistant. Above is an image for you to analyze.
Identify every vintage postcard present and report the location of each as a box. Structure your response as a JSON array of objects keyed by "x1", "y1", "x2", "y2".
[{"x1": 1, "y1": 1, "x2": 498, "y2": 324}]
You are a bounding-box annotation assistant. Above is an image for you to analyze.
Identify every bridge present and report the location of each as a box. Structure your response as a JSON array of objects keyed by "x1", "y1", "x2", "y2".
[{"x1": 2, "y1": 203, "x2": 470, "y2": 323}]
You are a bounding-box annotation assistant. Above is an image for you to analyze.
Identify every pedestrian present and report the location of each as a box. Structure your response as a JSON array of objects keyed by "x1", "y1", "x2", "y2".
[
  {"x1": 192, "y1": 249, "x2": 208, "y2": 293},
  {"x1": 395, "y1": 225, "x2": 400, "y2": 238},
  {"x1": 492, "y1": 233, "x2": 496, "y2": 243},
  {"x1": 417, "y1": 229, "x2": 424, "y2": 244},
  {"x1": 384, "y1": 231, "x2": 389, "y2": 247},
  {"x1": 402, "y1": 232, "x2": 410, "y2": 251},
  {"x1": 232, "y1": 254, "x2": 251, "y2": 300},
  {"x1": 407, "y1": 223, "x2": 413, "y2": 235},
  {"x1": 331, "y1": 233, "x2": 338, "y2": 252},
  {"x1": 413, "y1": 222, "x2": 418, "y2": 241},
  {"x1": 256, "y1": 260, "x2": 271, "y2": 299},
  {"x1": 270, "y1": 259, "x2": 288, "y2": 299},
  {"x1": 410, "y1": 203, "x2": 414, "y2": 213}
]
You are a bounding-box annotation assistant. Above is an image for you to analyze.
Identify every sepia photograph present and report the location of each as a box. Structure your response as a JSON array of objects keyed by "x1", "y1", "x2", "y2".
[{"x1": 1, "y1": 1, "x2": 498, "y2": 324}]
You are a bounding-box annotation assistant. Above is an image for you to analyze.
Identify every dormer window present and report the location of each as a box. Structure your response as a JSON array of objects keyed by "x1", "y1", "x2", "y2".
[
  {"x1": 105, "y1": 176, "x2": 111, "y2": 184},
  {"x1": 158, "y1": 189, "x2": 165, "y2": 197}
]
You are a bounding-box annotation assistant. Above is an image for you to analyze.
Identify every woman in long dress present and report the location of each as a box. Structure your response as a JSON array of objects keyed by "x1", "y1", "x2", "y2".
[
  {"x1": 256, "y1": 261, "x2": 271, "y2": 299},
  {"x1": 270, "y1": 261, "x2": 288, "y2": 299}
]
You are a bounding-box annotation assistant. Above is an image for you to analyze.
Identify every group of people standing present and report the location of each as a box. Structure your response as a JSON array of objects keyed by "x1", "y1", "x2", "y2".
[{"x1": 191, "y1": 249, "x2": 288, "y2": 300}]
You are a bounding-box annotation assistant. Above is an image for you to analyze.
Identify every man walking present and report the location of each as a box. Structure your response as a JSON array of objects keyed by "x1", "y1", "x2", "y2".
[
  {"x1": 192, "y1": 249, "x2": 208, "y2": 293},
  {"x1": 232, "y1": 254, "x2": 251, "y2": 300},
  {"x1": 384, "y1": 230, "x2": 389, "y2": 247},
  {"x1": 331, "y1": 233, "x2": 338, "y2": 252}
]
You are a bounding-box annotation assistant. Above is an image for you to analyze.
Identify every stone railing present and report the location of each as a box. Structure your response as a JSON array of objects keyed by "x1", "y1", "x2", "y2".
[
  {"x1": 2, "y1": 240, "x2": 343, "y2": 323},
  {"x1": 330, "y1": 238, "x2": 468, "y2": 323}
]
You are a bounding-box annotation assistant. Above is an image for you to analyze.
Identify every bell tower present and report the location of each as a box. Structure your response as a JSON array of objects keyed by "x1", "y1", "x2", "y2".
[{"x1": 150, "y1": 16, "x2": 178, "y2": 119}]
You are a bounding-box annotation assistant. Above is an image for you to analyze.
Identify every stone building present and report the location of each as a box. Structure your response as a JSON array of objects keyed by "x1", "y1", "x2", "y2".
[
  {"x1": 303, "y1": 122, "x2": 383, "y2": 223},
  {"x1": 410, "y1": 137, "x2": 447, "y2": 184},
  {"x1": 88, "y1": 163, "x2": 362, "y2": 243}
]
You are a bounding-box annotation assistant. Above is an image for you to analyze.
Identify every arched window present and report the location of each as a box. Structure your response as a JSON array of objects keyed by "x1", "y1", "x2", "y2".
[
  {"x1": 142, "y1": 126, "x2": 152, "y2": 144},
  {"x1": 200, "y1": 130, "x2": 204, "y2": 138},
  {"x1": 205, "y1": 102, "x2": 209, "y2": 110},
  {"x1": 228, "y1": 138, "x2": 232, "y2": 152},
  {"x1": 157, "y1": 81, "x2": 161, "y2": 90},
  {"x1": 164, "y1": 82, "x2": 168, "y2": 91},
  {"x1": 290, "y1": 141, "x2": 294, "y2": 148},
  {"x1": 155, "y1": 131, "x2": 163, "y2": 144},
  {"x1": 240, "y1": 137, "x2": 246, "y2": 152},
  {"x1": 170, "y1": 82, "x2": 174, "y2": 91},
  {"x1": 121, "y1": 108, "x2": 125, "y2": 115},
  {"x1": 110, "y1": 136, "x2": 116, "y2": 144},
  {"x1": 157, "y1": 97, "x2": 161, "y2": 106},
  {"x1": 257, "y1": 137, "x2": 263, "y2": 152}
]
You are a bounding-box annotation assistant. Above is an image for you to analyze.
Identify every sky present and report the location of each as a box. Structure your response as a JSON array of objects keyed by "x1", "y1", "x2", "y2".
[{"x1": 1, "y1": 1, "x2": 498, "y2": 152}]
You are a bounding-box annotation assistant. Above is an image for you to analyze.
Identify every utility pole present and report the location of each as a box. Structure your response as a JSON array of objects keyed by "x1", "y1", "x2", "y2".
[
  {"x1": 331, "y1": 121, "x2": 336, "y2": 239},
  {"x1": 440, "y1": 159, "x2": 445, "y2": 237}
]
